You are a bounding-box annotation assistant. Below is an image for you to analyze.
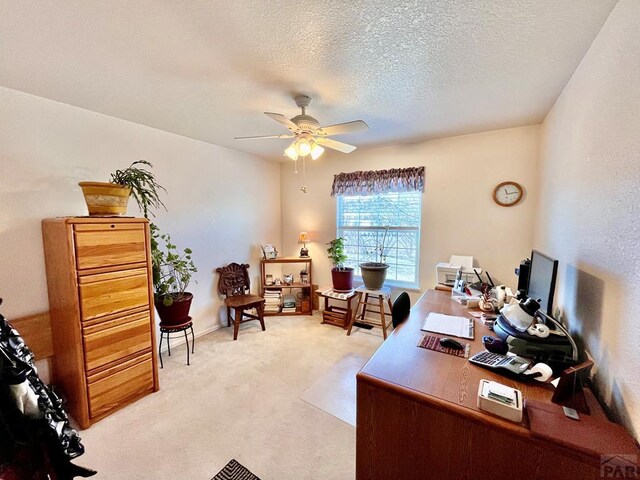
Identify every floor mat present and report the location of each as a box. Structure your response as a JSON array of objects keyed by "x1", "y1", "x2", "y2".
[
  {"x1": 212, "y1": 459, "x2": 261, "y2": 480},
  {"x1": 300, "y1": 353, "x2": 369, "y2": 427}
]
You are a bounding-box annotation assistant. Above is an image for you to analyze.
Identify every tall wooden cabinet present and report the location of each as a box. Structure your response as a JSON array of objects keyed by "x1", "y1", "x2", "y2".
[{"x1": 42, "y1": 217, "x2": 159, "y2": 429}]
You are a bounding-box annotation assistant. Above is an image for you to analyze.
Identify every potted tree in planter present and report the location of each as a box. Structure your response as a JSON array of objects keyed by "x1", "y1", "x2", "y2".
[
  {"x1": 327, "y1": 237, "x2": 354, "y2": 292},
  {"x1": 360, "y1": 227, "x2": 390, "y2": 290},
  {"x1": 152, "y1": 225, "x2": 198, "y2": 326},
  {"x1": 79, "y1": 160, "x2": 166, "y2": 216}
]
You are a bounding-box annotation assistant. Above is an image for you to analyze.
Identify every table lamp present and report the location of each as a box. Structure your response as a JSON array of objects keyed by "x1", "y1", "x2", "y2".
[{"x1": 298, "y1": 232, "x2": 310, "y2": 258}]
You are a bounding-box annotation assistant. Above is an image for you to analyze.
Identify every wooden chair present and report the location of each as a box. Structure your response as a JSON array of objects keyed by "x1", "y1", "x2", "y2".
[{"x1": 216, "y1": 263, "x2": 266, "y2": 340}]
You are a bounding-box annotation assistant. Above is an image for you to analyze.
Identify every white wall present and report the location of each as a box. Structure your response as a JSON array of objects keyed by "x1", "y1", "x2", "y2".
[
  {"x1": 280, "y1": 125, "x2": 540, "y2": 301},
  {"x1": 535, "y1": 0, "x2": 640, "y2": 436},
  {"x1": 0, "y1": 86, "x2": 281, "y2": 336}
]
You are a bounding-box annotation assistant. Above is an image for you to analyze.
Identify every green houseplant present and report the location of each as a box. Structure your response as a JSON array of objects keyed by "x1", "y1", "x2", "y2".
[
  {"x1": 359, "y1": 227, "x2": 390, "y2": 290},
  {"x1": 109, "y1": 160, "x2": 167, "y2": 218},
  {"x1": 327, "y1": 237, "x2": 354, "y2": 292},
  {"x1": 79, "y1": 160, "x2": 166, "y2": 217},
  {"x1": 151, "y1": 224, "x2": 198, "y2": 326}
]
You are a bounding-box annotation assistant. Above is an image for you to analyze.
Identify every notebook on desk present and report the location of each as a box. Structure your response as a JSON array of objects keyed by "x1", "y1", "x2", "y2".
[{"x1": 421, "y1": 312, "x2": 475, "y2": 339}]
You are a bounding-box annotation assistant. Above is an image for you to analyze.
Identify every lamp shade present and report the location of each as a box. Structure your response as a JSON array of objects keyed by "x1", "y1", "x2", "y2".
[
  {"x1": 296, "y1": 137, "x2": 311, "y2": 156},
  {"x1": 298, "y1": 232, "x2": 311, "y2": 243},
  {"x1": 310, "y1": 142, "x2": 324, "y2": 160},
  {"x1": 284, "y1": 142, "x2": 298, "y2": 160}
]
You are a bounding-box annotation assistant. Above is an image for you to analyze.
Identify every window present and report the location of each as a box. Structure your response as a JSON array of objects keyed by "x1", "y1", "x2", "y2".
[{"x1": 336, "y1": 191, "x2": 422, "y2": 288}]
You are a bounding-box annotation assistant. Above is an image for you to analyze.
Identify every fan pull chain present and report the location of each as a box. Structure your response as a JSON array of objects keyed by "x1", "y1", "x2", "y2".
[{"x1": 300, "y1": 155, "x2": 308, "y2": 193}]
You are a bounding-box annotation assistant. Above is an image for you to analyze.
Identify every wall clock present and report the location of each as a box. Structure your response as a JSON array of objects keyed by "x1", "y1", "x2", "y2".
[{"x1": 493, "y1": 181, "x2": 523, "y2": 207}]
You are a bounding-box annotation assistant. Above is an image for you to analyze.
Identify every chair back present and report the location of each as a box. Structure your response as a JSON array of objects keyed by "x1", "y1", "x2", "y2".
[
  {"x1": 216, "y1": 263, "x2": 251, "y2": 297},
  {"x1": 392, "y1": 292, "x2": 411, "y2": 328}
]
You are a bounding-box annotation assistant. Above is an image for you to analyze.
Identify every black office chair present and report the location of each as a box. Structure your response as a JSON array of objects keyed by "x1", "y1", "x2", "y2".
[{"x1": 391, "y1": 292, "x2": 411, "y2": 328}]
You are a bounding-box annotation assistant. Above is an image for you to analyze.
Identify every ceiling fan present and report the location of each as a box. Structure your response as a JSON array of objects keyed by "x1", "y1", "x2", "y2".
[{"x1": 234, "y1": 95, "x2": 369, "y2": 160}]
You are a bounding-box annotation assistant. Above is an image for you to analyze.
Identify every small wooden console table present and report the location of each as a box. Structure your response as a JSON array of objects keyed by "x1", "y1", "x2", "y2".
[{"x1": 317, "y1": 288, "x2": 359, "y2": 329}]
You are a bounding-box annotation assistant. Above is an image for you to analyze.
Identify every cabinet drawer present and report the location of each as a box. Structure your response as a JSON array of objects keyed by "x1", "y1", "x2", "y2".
[
  {"x1": 83, "y1": 311, "x2": 152, "y2": 372},
  {"x1": 79, "y1": 268, "x2": 150, "y2": 321},
  {"x1": 74, "y1": 223, "x2": 147, "y2": 270},
  {"x1": 87, "y1": 354, "x2": 154, "y2": 419}
]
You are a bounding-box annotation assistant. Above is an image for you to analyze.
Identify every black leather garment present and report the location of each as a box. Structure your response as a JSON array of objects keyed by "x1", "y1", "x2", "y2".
[{"x1": 0, "y1": 298, "x2": 96, "y2": 479}]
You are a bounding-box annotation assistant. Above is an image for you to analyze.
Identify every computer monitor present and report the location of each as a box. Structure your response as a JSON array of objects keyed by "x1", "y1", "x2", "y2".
[{"x1": 527, "y1": 250, "x2": 558, "y2": 316}]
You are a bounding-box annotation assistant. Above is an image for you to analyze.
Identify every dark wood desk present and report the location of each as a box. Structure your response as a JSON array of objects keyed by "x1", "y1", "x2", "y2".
[{"x1": 356, "y1": 289, "x2": 622, "y2": 480}]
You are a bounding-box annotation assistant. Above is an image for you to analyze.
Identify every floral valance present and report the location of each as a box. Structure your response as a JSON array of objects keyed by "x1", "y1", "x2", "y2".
[{"x1": 330, "y1": 166, "x2": 425, "y2": 196}]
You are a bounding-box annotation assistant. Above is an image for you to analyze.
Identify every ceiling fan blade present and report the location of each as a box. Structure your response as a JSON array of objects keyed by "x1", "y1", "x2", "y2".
[
  {"x1": 234, "y1": 134, "x2": 295, "y2": 140},
  {"x1": 315, "y1": 137, "x2": 357, "y2": 153},
  {"x1": 264, "y1": 112, "x2": 299, "y2": 132},
  {"x1": 318, "y1": 120, "x2": 369, "y2": 136}
]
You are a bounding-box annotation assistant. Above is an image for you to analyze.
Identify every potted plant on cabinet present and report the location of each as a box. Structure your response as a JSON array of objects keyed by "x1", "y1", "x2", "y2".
[
  {"x1": 79, "y1": 160, "x2": 166, "y2": 216},
  {"x1": 151, "y1": 225, "x2": 198, "y2": 326},
  {"x1": 327, "y1": 237, "x2": 354, "y2": 292},
  {"x1": 360, "y1": 227, "x2": 390, "y2": 290}
]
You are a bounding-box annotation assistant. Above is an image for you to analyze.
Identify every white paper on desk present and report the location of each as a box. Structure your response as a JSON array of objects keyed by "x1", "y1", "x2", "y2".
[{"x1": 421, "y1": 313, "x2": 474, "y2": 339}]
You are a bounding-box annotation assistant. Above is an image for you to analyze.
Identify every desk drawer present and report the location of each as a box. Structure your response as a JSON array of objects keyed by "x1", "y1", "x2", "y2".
[
  {"x1": 87, "y1": 353, "x2": 154, "y2": 419},
  {"x1": 79, "y1": 268, "x2": 150, "y2": 321},
  {"x1": 74, "y1": 223, "x2": 147, "y2": 270},
  {"x1": 83, "y1": 311, "x2": 152, "y2": 372}
]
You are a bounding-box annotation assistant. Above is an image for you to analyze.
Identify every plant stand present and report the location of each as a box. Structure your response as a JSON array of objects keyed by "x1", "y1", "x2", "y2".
[
  {"x1": 347, "y1": 286, "x2": 394, "y2": 340},
  {"x1": 317, "y1": 288, "x2": 358, "y2": 329},
  {"x1": 158, "y1": 317, "x2": 194, "y2": 368}
]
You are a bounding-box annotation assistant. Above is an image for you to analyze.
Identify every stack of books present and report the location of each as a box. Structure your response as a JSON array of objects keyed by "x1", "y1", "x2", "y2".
[
  {"x1": 264, "y1": 290, "x2": 281, "y2": 313},
  {"x1": 281, "y1": 294, "x2": 297, "y2": 314}
]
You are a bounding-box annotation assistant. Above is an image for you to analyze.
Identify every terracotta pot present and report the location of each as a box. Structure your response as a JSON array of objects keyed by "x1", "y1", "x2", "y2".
[
  {"x1": 359, "y1": 263, "x2": 389, "y2": 290},
  {"x1": 154, "y1": 292, "x2": 193, "y2": 326},
  {"x1": 78, "y1": 182, "x2": 131, "y2": 216},
  {"x1": 331, "y1": 267, "x2": 354, "y2": 292}
]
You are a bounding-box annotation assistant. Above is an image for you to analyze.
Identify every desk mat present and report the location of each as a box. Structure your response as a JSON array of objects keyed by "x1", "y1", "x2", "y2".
[{"x1": 417, "y1": 334, "x2": 470, "y2": 358}]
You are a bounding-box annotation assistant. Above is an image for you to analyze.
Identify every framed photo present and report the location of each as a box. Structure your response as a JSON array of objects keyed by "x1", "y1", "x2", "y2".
[{"x1": 261, "y1": 244, "x2": 278, "y2": 259}]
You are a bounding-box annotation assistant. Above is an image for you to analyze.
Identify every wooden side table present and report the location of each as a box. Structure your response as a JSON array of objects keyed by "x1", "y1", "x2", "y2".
[{"x1": 317, "y1": 288, "x2": 358, "y2": 329}]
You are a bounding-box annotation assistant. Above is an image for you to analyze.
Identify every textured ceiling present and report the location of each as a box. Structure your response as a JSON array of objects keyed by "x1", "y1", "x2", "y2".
[{"x1": 0, "y1": 1, "x2": 617, "y2": 160}]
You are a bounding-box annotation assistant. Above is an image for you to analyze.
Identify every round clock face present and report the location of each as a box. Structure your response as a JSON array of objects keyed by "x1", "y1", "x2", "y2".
[{"x1": 493, "y1": 181, "x2": 523, "y2": 207}]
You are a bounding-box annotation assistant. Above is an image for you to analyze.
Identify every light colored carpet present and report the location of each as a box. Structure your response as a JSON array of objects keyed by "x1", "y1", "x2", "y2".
[
  {"x1": 301, "y1": 353, "x2": 369, "y2": 427},
  {"x1": 78, "y1": 313, "x2": 383, "y2": 480}
]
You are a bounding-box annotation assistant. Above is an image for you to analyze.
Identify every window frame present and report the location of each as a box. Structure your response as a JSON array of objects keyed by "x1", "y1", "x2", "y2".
[{"x1": 335, "y1": 191, "x2": 422, "y2": 289}]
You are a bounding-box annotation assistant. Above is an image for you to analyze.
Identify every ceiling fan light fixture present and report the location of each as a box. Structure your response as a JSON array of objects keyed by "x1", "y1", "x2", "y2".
[
  {"x1": 295, "y1": 136, "x2": 312, "y2": 157},
  {"x1": 284, "y1": 142, "x2": 298, "y2": 160},
  {"x1": 310, "y1": 142, "x2": 324, "y2": 160},
  {"x1": 237, "y1": 96, "x2": 368, "y2": 158}
]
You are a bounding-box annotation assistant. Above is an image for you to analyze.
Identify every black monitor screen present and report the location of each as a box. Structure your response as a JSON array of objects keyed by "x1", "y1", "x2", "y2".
[{"x1": 528, "y1": 250, "x2": 558, "y2": 316}]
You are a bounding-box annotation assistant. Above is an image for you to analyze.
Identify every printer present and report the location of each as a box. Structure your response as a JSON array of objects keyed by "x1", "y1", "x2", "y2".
[{"x1": 436, "y1": 255, "x2": 481, "y2": 287}]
